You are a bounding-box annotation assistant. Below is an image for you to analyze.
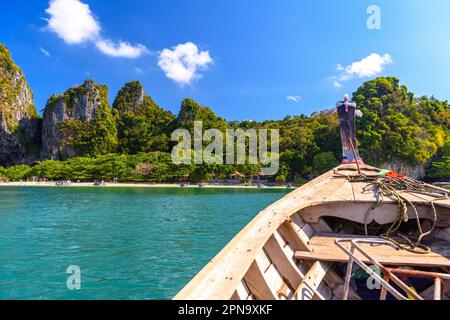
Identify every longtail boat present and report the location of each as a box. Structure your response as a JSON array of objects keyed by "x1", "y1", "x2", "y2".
[
  {"x1": 175, "y1": 164, "x2": 449, "y2": 300},
  {"x1": 175, "y1": 97, "x2": 450, "y2": 300}
]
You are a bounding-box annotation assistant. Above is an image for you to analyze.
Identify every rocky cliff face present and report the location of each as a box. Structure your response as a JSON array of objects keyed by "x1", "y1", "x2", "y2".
[
  {"x1": 0, "y1": 44, "x2": 40, "y2": 166},
  {"x1": 380, "y1": 160, "x2": 427, "y2": 180},
  {"x1": 41, "y1": 80, "x2": 117, "y2": 160}
]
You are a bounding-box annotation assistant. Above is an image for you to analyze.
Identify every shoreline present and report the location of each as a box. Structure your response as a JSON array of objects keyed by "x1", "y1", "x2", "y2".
[{"x1": 0, "y1": 181, "x2": 293, "y2": 190}]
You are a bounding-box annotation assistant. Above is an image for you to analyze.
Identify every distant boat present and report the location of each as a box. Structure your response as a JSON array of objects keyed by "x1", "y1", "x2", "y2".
[
  {"x1": 56, "y1": 180, "x2": 72, "y2": 186},
  {"x1": 175, "y1": 164, "x2": 450, "y2": 300}
]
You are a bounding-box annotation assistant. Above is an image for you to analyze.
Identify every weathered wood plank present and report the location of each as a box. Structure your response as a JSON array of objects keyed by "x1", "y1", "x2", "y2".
[
  {"x1": 291, "y1": 213, "x2": 306, "y2": 230},
  {"x1": 306, "y1": 219, "x2": 361, "y2": 300},
  {"x1": 263, "y1": 263, "x2": 287, "y2": 299},
  {"x1": 278, "y1": 220, "x2": 311, "y2": 252},
  {"x1": 264, "y1": 235, "x2": 303, "y2": 289},
  {"x1": 309, "y1": 176, "x2": 355, "y2": 202},
  {"x1": 310, "y1": 217, "x2": 334, "y2": 233},
  {"x1": 252, "y1": 248, "x2": 289, "y2": 300},
  {"x1": 256, "y1": 249, "x2": 272, "y2": 272},
  {"x1": 235, "y1": 280, "x2": 252, "y2": 300},
  {"x1": 292, "y1": 261, "x2": 331, "y2": 300},
  {"x1": 294, "y1": 235, "x2": 450, "y2": 267},
  {"x1": 230, "y1": 291, "x2": 240, "y2": 300},
  {"x1": 301, "y1": 202, "x2": 447, "y2": 226},
  {"x1": 279, "y1": 216, "x2": 338, "y2": 300},
  {"x1": 322, "y1": 270, "x2": 361, "y2": 300},
  {"x1": 316, "y1": 282, "x2": 333, "y2": 300},
  {"x1": 243, "y1": 261, "x2": 278, "y2": 300}
]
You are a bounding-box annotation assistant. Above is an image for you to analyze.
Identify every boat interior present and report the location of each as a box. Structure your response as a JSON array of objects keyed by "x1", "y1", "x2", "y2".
[{"x1": 175, "y1": 165, "x2": 450, "y2": 300}]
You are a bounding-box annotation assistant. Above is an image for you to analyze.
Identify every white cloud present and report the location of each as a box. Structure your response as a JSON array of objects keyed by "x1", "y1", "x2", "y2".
[
  {"x1": 344, "y1": 53, "x2": 393, "y2": 78},
  {"x1": 40, "y1": 47, "x2": 51, "y2": 58},
  {"x1": 340, "y1": 53, "x2": 393, "y2": 80},
  {"x1": 333, "y1": 81, "x2": 342, "y2": 89},
  {"x1": 286, "y1": 95, "x2": 301, "y2": 102},
  {"x1": 96, "y1": 40, "x2": 148, "y2": 58},
  {"x1": 45, "y1": 0, "x2": 147, "y2": 58},
  {"x1": 158, "y1": 42, "x2": 212, "y2": 84},
  {"x1": 134, "y1": 67, "x2": 144, "y2": 75},
  {"x1": 45, "y1": 0, "x2": 100, "y2": 44},
  {"x1": 331, "y1": 53, "x2": 393, "y2": 87}
]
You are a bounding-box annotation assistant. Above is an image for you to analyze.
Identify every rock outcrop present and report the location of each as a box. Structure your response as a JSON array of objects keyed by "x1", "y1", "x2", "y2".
[
  {"x1": 176, "y1": 98, "x2": 227, "y2": 131},
  {"x1": 113, "y1": 81, "x2": 147, "y2": 116},
  {"x1": 0, "y1": 44, "x2": 41, "y2": 166},
  {"x1": 41, "y1": 80, "x2": 117, "y2": 160},
  {"x1": 311, "y1": 108, "x2": 336, "y2": 118},
  {"x1": 113, "y1": 81, "x2": 174, "y2": 153}
]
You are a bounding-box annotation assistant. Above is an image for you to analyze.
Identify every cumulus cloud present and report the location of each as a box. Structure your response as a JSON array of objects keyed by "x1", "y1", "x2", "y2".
[
  {"x1": 45, "y1": 0, "x2": 100, "y2": 44},
  {"x1": 134, "y1": 67, "x2": 144, "y2": 75},
  {"x1": 286, "y1": 95, "x2": 301, "y2": 102},
  {"x1": 45, "y1": 0, "x2": 147, "y2": 58},
  {"x1": 333, "y1": 81, "x2": 342, "y2": 89},
  {"x1": 336, "y1": 64, "x2": 344, "y2": 71},
  {"x1": 158, "y1": 42, "x2": 213, "y2": 85},
  {"x1": 96, "y1": 40, "x2": 148, "y2": 58},
  {"x1": 332, "y1": 53, "x2": 393, "y2": 88},
  {"x1": 342, "y1": 53, "x2": 393, "y2": 79}
]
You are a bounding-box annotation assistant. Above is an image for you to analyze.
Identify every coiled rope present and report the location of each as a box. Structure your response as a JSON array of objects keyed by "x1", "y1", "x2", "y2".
[
  {"x1": 336, "y1": 169, "x2": 448, "y2": 254},
  {"x1": 335, "y1": 135, "x2": 449, "y2": 253}
]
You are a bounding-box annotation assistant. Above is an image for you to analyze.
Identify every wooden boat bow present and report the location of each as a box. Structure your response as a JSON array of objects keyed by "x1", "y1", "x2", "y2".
[{"x1": 175, "y1": 164, "x2": 450, "y2": 300}]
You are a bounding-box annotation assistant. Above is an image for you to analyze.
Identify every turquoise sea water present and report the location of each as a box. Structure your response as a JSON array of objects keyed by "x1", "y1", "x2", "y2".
[{"x1": 0, "y1": 186, "x2": 290, "y2": 300}]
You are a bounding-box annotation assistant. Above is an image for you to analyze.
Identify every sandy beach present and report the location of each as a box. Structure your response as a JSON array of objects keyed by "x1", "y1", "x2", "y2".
[{"x1": 0, "y1": 181, "x2": 292, "y2": 189}]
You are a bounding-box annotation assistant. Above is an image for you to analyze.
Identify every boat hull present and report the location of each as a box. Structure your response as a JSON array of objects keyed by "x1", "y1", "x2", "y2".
[{"x1": 175, "y1": 165, "x2": 450, "y2": 300}]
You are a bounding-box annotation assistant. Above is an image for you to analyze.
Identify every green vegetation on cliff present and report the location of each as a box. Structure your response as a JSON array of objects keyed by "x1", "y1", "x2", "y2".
[
  {"x1": 176, "y1": 98, "x2": 228, "y2": 132},
  {"x1": 0, "y1": 43, "x2": 41, "y2": 165},
  {"x1": 0, "y1": 44, "x2": 37, "y2": 130},
  {"x1": 113, "y1": 81, "x2": 174, "y2": 154},
  {"x1": 0, "y1": 44, "x2": 19, "y2": 73},
  {"x1": 44, "y1": 80, "x2": 118, "y2": 158},
  {"x1": 0, "y1": 66, "x2": 449, "y2": 181},
  {"x1": 354, "y1": 77, "x2": 449, "y2": 166}
]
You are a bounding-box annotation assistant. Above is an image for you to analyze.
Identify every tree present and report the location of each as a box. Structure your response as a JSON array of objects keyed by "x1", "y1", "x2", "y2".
[
  {"x1": 426, "y1": 141, "x2": 450, "y2": 180},
  {"x1": 427, "y1": 157, "x2": 450, "y2": 180},
  {"x1": 312, "y1": 152, "x2": 339, "y2": 175},
  {"x1": 354, "y1": 77, "x2": 449, "y2": 167}
]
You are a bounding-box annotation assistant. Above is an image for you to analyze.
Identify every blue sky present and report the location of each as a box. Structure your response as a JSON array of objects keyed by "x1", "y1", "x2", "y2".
[{"x1": 1, "y1": 0, "x2": 450, "y2": 121}]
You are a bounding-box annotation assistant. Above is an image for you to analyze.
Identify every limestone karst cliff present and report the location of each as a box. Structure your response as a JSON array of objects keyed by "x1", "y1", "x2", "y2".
[
  {"x1": 0, "y1": 44, "x2": 41, "y2": 166},
  {"x1": 113, "y1": 81, "x2": 174, "y2": 153},
  {"x1": 176, "y1": 98, "x2": 227, "y2": 131},
  {"x1": 41, "y1": 80, "x2": 117, "y2": 160}
]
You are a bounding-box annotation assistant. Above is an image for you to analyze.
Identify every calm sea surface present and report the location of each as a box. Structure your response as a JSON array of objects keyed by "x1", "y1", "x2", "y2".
[{"x1": 0, "y1": 186, "x2": 290, "y2": 300}]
